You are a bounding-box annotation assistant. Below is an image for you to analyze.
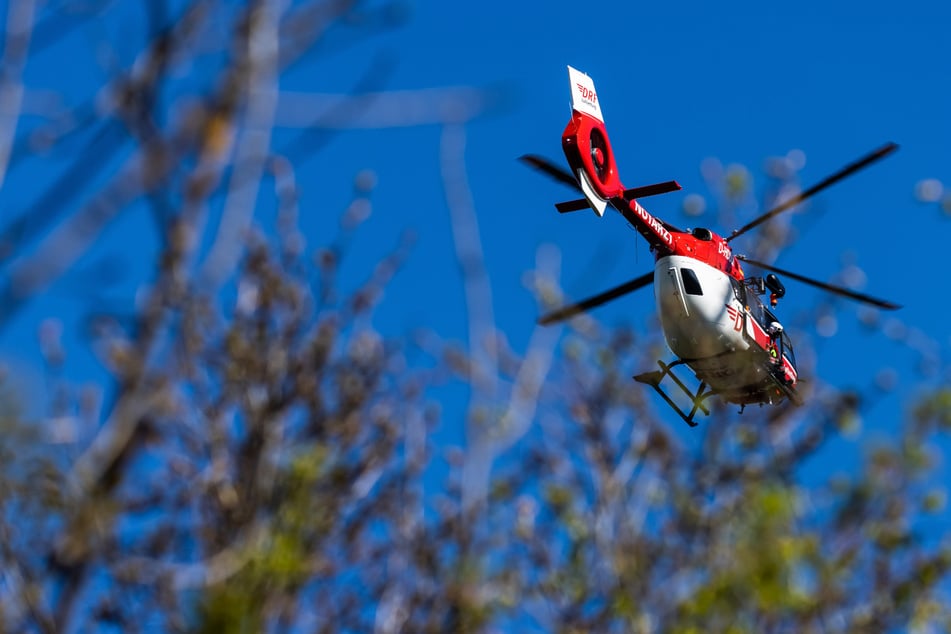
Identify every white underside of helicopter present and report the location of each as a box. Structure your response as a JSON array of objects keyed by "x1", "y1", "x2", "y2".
[{"x1": 653, "y1": 255, "x2": 791, "y2": 404}]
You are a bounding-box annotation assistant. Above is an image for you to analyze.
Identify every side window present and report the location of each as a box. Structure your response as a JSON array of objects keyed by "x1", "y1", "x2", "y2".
[
  {"x1": 730, "y1": 276, "x2": 745, "y2": 303},
  {"x1": 680, "y1": 268, "x2": 703, "y2": 296}
]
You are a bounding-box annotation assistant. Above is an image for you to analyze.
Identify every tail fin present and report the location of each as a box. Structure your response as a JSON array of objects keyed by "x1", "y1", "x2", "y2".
[
  {"x1": 568, "y1": 66, "x2": 605, "y2": 124},
  {"x1": 562, "y1": 66, "x2": 623, "y2": 216}
]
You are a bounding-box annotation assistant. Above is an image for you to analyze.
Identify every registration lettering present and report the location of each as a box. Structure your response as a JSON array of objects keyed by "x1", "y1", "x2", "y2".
[{"x1": 634, "y1": 202, "x2": 672, "y2": 246}]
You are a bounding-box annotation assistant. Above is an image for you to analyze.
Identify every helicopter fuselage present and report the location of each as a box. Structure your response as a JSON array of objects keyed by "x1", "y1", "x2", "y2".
[
  {"x1": 531, "y1": 66, "x2": 898, "y2": 425},
  {"x1": 558, "y1": 66, "x2": 801, "y2": 411},
  {"x1": 654, "y1": 253, "x2": 798, "y2": 406}
]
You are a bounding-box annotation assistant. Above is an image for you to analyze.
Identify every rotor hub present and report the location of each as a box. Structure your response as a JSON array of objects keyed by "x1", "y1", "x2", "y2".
[{"x1": 592, "y1": 146, "x2": 604, "y2": 167}]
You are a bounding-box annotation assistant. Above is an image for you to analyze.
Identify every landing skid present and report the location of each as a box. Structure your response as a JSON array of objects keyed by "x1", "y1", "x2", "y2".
[{"x1": 634, "y1": 359, "x2": 717, "y2": 427}]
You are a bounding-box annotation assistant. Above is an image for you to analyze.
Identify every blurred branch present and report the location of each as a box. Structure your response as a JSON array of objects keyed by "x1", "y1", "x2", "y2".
[
  {"x1": 0, "y1": 151, "x2": 145, "y2": 326},
  {"x1": 198, "y1": 1, "x2": 284, "y2": 288},
  {"x1": 0, "y1": 0, "x2": 38, "y2": 188},
  {"x1": 275, "y1": 85, "x2": 501, "y2": 129}
]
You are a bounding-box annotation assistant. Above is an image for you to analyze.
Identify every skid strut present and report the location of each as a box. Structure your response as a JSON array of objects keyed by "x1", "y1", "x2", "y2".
[{"x1": 634, "y1": 359, "x2": 716, "y2": 427}]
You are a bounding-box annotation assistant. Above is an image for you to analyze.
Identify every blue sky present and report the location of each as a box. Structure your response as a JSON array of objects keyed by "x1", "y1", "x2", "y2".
[{"x1": 1, "y1": 0, "x2": 949, "y2": 449}]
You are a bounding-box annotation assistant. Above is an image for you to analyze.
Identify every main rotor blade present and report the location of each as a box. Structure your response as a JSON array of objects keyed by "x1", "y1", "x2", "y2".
[
  {"x1": 538, "y1": 272, "x2": 654, "y2": 325},
  {"x1": 736, "y1": 255, "x2": 901, "y2": 310},
  {"x1": 519, "y1": 154, "x2": 581, "y2": 190},
  {"x1": 727, "y1": 142, "x2": 898, "y2": 242}
]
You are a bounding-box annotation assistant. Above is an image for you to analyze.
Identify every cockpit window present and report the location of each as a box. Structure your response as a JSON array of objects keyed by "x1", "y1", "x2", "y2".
[
  {"x1": 681, "y1": 268, "x2": 703, "y2": 295},
  {"x1": 730, "y1": 275, "x2": 745, "y2": 303},
  {"x1": 781, "y1": 331, "x2": 796, "y2": 367}
]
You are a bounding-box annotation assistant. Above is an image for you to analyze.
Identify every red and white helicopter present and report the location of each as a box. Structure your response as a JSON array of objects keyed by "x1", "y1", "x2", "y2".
[{"x1": 523, "y1": 66, "x2": 900, "y2": 427}]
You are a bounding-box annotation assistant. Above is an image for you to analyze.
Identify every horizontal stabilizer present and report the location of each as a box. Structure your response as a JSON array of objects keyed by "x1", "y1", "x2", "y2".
[
  {"x1": 554, "y1": 198, "x2": 591, "y2": 213},
  {"x1": 554, "y1": 180, "x2": 683, "y2": 214},
  {"x1": 626, "y1": 180, "x2": 682, "y2": 199}
]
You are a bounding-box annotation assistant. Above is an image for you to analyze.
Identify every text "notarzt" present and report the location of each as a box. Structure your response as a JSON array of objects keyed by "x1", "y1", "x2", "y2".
[{"x1": 634, "y1": 203, "x2": 672, "y2": 246}]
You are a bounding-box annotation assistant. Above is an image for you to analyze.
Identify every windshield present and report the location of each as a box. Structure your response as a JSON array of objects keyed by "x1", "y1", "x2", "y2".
[
  {"x1": 780, "y1": 330, "x2": 796, "y2": 367},
  {"x1": 747, "y1": 288, "x2": 768, "y2": 327},
  {"x1": 763, "y1": 307, "x2": 796, "y2": 367}
]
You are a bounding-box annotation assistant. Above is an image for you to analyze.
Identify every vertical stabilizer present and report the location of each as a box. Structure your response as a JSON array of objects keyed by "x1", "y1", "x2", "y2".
[{"x1": 567, "y1": 66, "x2": 604, "y2": 123}]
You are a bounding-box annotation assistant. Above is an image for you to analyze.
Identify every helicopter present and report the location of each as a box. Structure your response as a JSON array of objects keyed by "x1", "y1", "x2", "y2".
[{"x1": 521, "y1": 66, "x2": 900, "y2": 427}]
